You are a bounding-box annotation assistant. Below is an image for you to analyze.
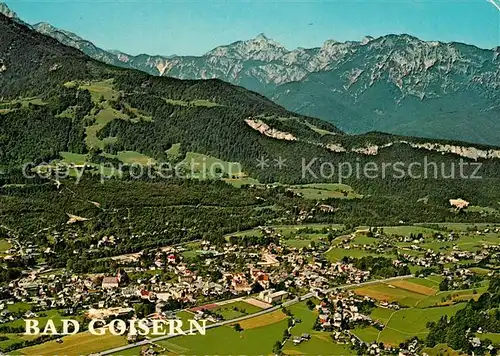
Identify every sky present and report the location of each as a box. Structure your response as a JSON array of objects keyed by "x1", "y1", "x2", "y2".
[{"x1": 4, "y1": 0, "x2": 500, "y2": 56}]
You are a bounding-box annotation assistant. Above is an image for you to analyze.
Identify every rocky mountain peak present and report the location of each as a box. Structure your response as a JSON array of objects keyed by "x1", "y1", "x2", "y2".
[
  {"x1": 361, "y1": 36, "x2": 374, "y2": 45},
  {"x1": 0, "y1": 2, "x2": 17, "y2": 19},
  {"x1": 205, "y1": 33, "x2": 288, "y2": 61},
  {"x1": 33, "y1": 22, "x2": 85, "y2": 43}
]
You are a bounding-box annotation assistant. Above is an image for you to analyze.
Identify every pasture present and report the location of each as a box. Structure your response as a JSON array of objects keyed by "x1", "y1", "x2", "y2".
[
  {"x1": 166, "y1": 143, "x2": 181, "y2": 159},
  {"x1": 377, "y1": 304, "x2": 466, "y2": 346},
  {"x1": 478, "y1": 333, "x2": 500, "y2": 345},
  {"x1": 211, "y1": 300, "x2": 262, "y2": 320},
  {"x1": 17, "y1": 331, "x2": 127, "y2": 356},
  {"x1": 236, "y1": 310, "x2": 287, "y2": 329},
  {"x1": 380, "y1": 225, "x2": 439, "y2": 237},
  {"x1": 351, "y1": 325, "x2": 380, "y2": 343},
  {"x1": 58, "y1": 152, "x2": 88, "y2": 166},
  {"x1": 353, "y1": 280, "x2": 437, "y2": 307},
  {"x1": 354, "y1": 304, "x2": 466, "y2": 346},
  {"x1": 160, "y1": 317, "x2": 289, "y2": 355},
  {"x1": 79, "y1": 79, "x2": 119, "y2": 102},
  {"x1": 353, "y1": 278, "x2": 488, "y2": 309}
]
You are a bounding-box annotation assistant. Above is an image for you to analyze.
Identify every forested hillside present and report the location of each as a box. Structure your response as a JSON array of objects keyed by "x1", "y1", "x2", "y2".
[{"x1": 1, "y1": 12, "x2": 500, "y2": 204}]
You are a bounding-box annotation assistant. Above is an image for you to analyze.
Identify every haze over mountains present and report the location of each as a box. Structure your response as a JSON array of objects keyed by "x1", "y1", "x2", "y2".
[{"x1": 1, "y1": 2, "x2": 499, "y2": 146}]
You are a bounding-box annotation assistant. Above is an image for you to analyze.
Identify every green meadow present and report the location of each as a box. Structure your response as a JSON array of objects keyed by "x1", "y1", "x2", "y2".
[
  {"x1": 210, "y1": 301, "x2": 262, "y2": 320},
  {"x1": 159, "y1": 319, "x2": 289, "y2": 355}
]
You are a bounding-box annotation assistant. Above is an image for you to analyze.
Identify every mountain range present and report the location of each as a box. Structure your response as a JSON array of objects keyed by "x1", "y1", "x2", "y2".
[
  {"x1": 1, "y1": 2, "x2": 498, "y2": 146},
  {"x1": 2, "y1": 6, "x2": 500, "y2": 212}
]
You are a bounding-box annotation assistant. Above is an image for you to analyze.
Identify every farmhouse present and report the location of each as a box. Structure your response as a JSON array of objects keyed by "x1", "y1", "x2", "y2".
[{"x1": 101, "y1": 277, "x2": 119, "y2": 289}]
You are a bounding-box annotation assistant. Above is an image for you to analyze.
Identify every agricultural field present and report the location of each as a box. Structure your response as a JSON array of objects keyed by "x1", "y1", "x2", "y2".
[
  {"x1": 352, "y1": 325, "x2": 380, "y2": 343},
  {"x1": 17, "y1": 331, "x2": 127, "y2": 356},
  {"x1": 236, "y1": 310, "x2": 287, "y2": 329},
  {"x1": 352, "y1": 278, "x2": 486, "y2": 308},
  {"x1": 354, "y1": 283, "x2": 430, "y2": 307},
  {"x1": 304, "y1": 121, "x2": 337, "y2": 136},
  {"x1": 223, "y1": 177, "x2": 261, "y2": 188},
  {"x1": 380, "y1": 225, "x2": 440, "y2": 237},
  {"x1": 85, "y1": 105, "x2": 121, "y2": 149},
  {"x1": 375, "y1": 304, "x2": 465, "y2": 345},
  {"x1": 0, "y1": 97, "x2": 46, "y2": 114},
  {"x1": 478, "y1": 333, "x2": 500, "y2": 345},
  {"x1": 354, "y1": 303, "x2": 466, "y2": 346},
  {"x1": 175, "y1": 311, "x2": 197, "y2": 326},
  {"x1": 158, "y1": 315, "x2": 288, "y2": 355},
  {"x1": 415, "y1": 222, "x2": 500, "y2": 232},
  {"x1": 351, "y1": 277, "x2": 490, "y2": 346},
  {"x1": 58, "y1": 152, "x2": 89, "y2": 166},
  {"x1": 115, "y1": 151, "x2": 156, "y2": 165},
  {"x1": 210, "y1": 300, "x2": 262, "y2": 320},
  {"x1": 225, "y1": 224, "x2": 344, "y2": 240},
  {"x1": 325, "y1": 223, "x2": 500, "y2": 272},
  {"x1": 178, "y1": 241, "x2": 203, "y2": 259},
  {"x1": 0, "y1": 335, "x2": 37, "y2": 352}
]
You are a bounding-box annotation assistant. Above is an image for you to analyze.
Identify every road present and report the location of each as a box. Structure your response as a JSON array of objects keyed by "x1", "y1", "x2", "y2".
[{"x1": 95, "y1": 274, "x2": 413, "y2": 356}]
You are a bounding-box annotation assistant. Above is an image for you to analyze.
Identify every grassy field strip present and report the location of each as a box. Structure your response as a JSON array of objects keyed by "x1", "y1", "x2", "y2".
[
  {"x1": 377, "y1": 310, "x2": 396, "y2": 342},
  {"x1": 18, "y1": 331, "x2": 127, "y2": 355}
]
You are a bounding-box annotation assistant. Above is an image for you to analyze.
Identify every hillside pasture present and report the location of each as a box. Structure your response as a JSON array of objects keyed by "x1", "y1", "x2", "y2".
[
  {"x1": 79, "y1": 79, "x2": 118, "y2": 102},
  {"x1": 389, "y1": 280, "x2": 436, "y2": 296}
]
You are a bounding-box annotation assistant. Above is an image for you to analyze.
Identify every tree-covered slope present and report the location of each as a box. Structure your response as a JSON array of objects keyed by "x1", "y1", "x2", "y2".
[
  {"x1": 0, "y1": 13, "x2": 339, "y2": 171},
  {"x1": 1, "y1": 11, "x2": 500, "y2": 210}
]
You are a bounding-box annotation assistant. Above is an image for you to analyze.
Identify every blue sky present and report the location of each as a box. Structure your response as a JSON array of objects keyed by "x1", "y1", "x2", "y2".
[{"x1": 4, "y1": 0, "x2": 500, "y2": 56}]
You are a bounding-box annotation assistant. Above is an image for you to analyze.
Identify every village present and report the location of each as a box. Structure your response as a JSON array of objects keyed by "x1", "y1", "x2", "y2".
[{"x1": 0, "y1": 223, "x2": 498, "y2": 355}]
